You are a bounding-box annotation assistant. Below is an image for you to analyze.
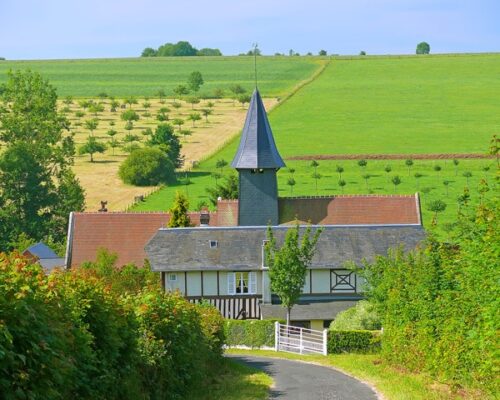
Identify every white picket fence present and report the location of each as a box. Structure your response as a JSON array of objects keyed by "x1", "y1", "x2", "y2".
[{"x1": 274, "y1": 322, "x2": 328, "y2": 356}]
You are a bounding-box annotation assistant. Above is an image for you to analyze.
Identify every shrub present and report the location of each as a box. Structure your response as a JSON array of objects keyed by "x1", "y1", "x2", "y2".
[
  {"x1": 119, "y1": 147, "x2": 174, "y2": 186},
  {"x1": 224, "y1": 319, "x2": 282, "y2": 348},
  {"x1": 327, "y1": 330, "x2": 381, "y2": 354},
  {"x1": 329, "y1": 300, "x2": 381, "y2": 331}
]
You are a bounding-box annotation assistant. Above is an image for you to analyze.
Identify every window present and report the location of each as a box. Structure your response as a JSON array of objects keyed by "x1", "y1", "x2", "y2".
[
  {"x1": 227, "y1": 272, "x2": 257, "y2": 295},
  {"x1": 209, "y1": 240, "x2": 218, "y2": 249},
  {"x1": 168, "y1": 273, "x2": 177, "y2": 282}
]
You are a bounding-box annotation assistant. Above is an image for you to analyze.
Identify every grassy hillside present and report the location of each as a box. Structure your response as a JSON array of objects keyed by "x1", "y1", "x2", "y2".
[
  {"x1": 205, "y1": 53, "x2": 500, "y2": 160},
  {"x1": 0, "y1": 56, "x2": 322, "y2": 97}
]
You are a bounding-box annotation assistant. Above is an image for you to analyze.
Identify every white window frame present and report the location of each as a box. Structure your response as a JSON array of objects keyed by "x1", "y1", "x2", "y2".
[
  {"x1": 227, "y1": 272, "x2": 257, "y2": 295},
  {"x1": 168, "y1": 273, "x2": 177, "y2": 282},
  {"x1": 209, "y1": 240, "x2": 218, "y2": 249}
]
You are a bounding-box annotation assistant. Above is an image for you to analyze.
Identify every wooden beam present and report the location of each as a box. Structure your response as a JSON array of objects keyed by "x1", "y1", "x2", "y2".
[
  {"x1": 184, "y1": 272, "x2": 188, "y2": 296},
  {"x1": 217, "y1": 271, "x2": 220, "y2": 295},
  {"x1": 309, "y1": 269, "x2": 313, "y2": 294},
  {"x1": 201, "y1": 271, "x2": 204, "y2": 297}
]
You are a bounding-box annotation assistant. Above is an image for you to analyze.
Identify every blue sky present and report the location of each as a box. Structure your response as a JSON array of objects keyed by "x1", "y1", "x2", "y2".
[{"x1": 1, "y1": 0, "x2": 499, "y2": 59}]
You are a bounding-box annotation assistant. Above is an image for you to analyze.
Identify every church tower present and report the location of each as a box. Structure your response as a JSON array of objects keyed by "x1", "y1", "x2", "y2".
[{"x1": 231, "y1": 89, "x2": 285, "y2": 226}]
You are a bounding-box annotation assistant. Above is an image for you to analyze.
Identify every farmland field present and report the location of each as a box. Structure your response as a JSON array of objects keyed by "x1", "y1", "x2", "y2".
[{"x1": 0, "y1": 56, "x2": 323, "y2": 97}]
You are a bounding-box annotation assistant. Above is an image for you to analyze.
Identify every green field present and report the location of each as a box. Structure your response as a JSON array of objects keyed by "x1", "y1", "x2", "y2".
[
  {"x1": 0, "y1": 56, "x2": 322, "y2": 97},
  {"x1": 203, "y1": 54, "x2": 500, "y2": 158}
]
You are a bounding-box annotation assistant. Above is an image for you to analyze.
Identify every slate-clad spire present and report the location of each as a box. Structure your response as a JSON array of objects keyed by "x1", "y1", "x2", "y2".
[{"x1": 231, "y1": 89, "x2": 285, "y2": 169}]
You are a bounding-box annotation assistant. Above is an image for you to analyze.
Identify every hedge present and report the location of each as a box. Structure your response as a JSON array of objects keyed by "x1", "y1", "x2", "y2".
[
  {"x1": 328, "y1": 330, "x2": 381, "y2": 354},
  {"x1": 224, "y1": 319, "x2": 283, "y2": 348},
  {"x1": 0, "y1": 252, "x2": 225, "y2": 400}
]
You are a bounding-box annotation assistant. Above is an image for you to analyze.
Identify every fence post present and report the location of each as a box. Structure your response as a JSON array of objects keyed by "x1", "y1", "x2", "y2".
[
  {"x1": 275, "y1": 321, "x2": 279, "y2": 352},
  {"x1": 323, "y1": 329, "x2": 328, "y2": 356}
]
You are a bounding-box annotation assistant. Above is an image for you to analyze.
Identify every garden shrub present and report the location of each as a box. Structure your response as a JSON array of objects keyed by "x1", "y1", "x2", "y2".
[
  {"x1": 329, "y1": 300, "x2": 381, "y2": 331},
  {"x1": 327, "y1": 330, "x2": 381, "y2": 354},
  {"x1": 224, "y1": 319, "x2": 282, "y2": 348},
  {"x1": 0, "y1": 251, "x2": 224, "y2": 400},
  {"x1": 119, "y1": 147, "x2": 174, "y2": 186}
]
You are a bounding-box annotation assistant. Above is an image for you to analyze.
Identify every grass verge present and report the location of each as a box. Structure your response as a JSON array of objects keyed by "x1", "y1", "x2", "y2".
[
  {"x1": 225, "y1": 349, "x2": 489, "y2": 400},
  {"x1": 188, "y1": 357, "x2": 272, "y2": 400}
]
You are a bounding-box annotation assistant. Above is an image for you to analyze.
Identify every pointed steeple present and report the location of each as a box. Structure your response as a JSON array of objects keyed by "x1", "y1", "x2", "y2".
[{"x1": 231, "y1": 89, "x2": 285, "y2": 169}]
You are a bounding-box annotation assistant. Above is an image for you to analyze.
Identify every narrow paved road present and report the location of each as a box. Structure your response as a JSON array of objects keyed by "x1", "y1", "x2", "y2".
[{"x1": 227, "y1": 355, "x2": 378, "y2": 400}]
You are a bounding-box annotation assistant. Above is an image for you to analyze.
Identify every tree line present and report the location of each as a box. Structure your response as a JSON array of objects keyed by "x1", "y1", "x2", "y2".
[{"x1": 141, "y1": 41, "x2": 222, "y2": 57}]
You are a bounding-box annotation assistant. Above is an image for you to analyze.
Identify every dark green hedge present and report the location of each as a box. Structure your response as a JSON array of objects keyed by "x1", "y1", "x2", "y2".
[
  {"x1": 0, "y1": 252, "x2": 224, "y2": 400},
  {"x1": 224, "y1": 319, "x2": 283, "y2": 348},
  {"x1": 328, "y1": 330, "x2": 381, "y2": 354}
]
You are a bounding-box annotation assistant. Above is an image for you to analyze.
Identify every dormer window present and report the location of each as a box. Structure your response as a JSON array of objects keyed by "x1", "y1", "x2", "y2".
[{"x1": 209, "y1": 240, "x2": 218, "y2": 249}]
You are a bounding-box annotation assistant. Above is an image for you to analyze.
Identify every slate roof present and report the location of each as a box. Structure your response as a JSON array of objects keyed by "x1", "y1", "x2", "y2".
[
  {"x1": 23, "y1": 243, "x2": 65, "y2": 273},
  {"x1": 231, "y1": 89, "x2": 285, "y2": 169},
  {"x1": 145, "y1": 225, "x2": 426, "y2": 272},
  {"x1": 66, "y1": 211, "x2": 217, "y2": 268}
]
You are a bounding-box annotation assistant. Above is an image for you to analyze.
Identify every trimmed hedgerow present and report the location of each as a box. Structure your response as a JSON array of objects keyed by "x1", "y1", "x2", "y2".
[
  {"x1": 0, "y1": 252, "x2": 224, "y2": 400},
  {"x1": 224, "y1": 319, "x2": 283, "y2": 348},
  {"x1": 327, "y1": 330, "x2": 381, "y2": 354}
]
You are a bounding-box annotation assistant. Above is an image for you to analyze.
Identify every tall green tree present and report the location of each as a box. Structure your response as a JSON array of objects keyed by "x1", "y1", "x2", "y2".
[
  {"x1": 168, "y1": 191, "x2": 192, "y2": 227},
  {"x1": 0, "y1": 70, "x2": 84, "y2": 250},
  {"x1": 187, "y1": 71, "x2": 204, "y2": 93},
  {"x1": 147, "y1": 123, "x2": 183, "y2": 168},
  {"x1": 78, "y1": 136, "x2": 106, "y2": 162},
  {"x1": 265, "y1": 223, "x2": 322, "y2": 324},
  {"x1": 416, "y1": 42, "x2": 430, "y2": 54}
]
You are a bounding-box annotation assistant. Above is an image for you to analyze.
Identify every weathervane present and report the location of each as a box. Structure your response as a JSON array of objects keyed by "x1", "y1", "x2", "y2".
[{"x1": 252, "y1": 43, "x2": 258, "y2": 88}]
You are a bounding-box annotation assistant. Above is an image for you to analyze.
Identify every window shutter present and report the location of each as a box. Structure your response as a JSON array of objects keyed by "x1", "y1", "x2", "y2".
[
  {"x1": 227, "y1": 272, "x2": 236, "y2": 295},
  {"x1": 249, "y1": 272, "x2": 257, "y2": 294}
]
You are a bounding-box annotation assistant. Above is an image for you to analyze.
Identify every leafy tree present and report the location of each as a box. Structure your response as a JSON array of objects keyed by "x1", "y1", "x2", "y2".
[
  {"x1": 179, "y1": 129, "x2": 192, "y2": 139},
  {"x1": 207, "y1": 101, "x2": 215, "y2": 109},
  {"x1": 75, "y1": 110, "x2": 85, "y2": 118},
  {"x1": 108, "y1": 137, "x2": 120, "y2": 155},
  {"x1": 124, "y1": 121, "x2": 134, "y2": 131},
  {"x1": 229, "y1": 84, "x2": 246, "y2": 106},
  {"x1": 213, "y1": 88, "x2": 225, "y2": 99},
  {"x1": 358, "y1": 159, "x2": 367, "y2": 169},
  {"x1": 78, "y1": 136, "x2": 106, "y2": 162},
  {"x1": 147, "y1": 123, "x2": 183, "y2": 168},
  {"x1": 156, "y1": 109, "x2": 169, "y2": 121},
  {"x1": 384, "y1": 164, "x2": 392, "y2": 182},
  {"x1": 338, "y1": 179, "x2": 346, "y2": 193},
  {"x1": 63, "y1": 95, "x2": 73, "y2": 105},
  {"x1": 201, "y1": 108, "x2": 212, "y2": 122},
  {"x1": 287, "y1": 177, "x2": 296, "y2": 195},
  {"x1": 206, "y1": 174, "x2": 238, "y2": 205},
  {"x1": 216, "y1": 158, "x2": 228, "y2": 173},
  {"x1": 427, "y1": 199, "x2": 446, "y2": 224},
  {"x1": 155, "y1": 89, "x2": 166, "y2": 102},
  {"x1": 123, "y1": 96, "x2": 138, "y2": 109},
  {"x1": 311, "y1": 172, "x2": 321, "y2": 193},
  {"x1": 405, "y1": 159, "x2": 414, "y2": 176},
  {"x1": 78, "y1": 99, "x2": 91, "y2": 110},
  {"x1": 121, "y1": 109, "x2": 140, "y2": 123},
  {"x1": 123, "y1": 133, "x2": 140, "y2": 144},
  {"x1": 197, "y1": 48, "x2": 222, "y2": 56},
  {"x1": 0, "y1": 70, "x2": 84, "y2": 249},
  {"x1": 173, "y1": 84, "x2": 189, "y2": 101},
  {"x1": 157, "y1": 41, "x2": 198, "y2": 56},
  {"x1": 141, "y1": 47, "x2": 157, "y2": 57},
  {"x1": 391, "y1": 175, "x2": 401, "y2": 192},
  {"x1": 434, "y1": 164, "x2": 442, "y2": 176},
  {"x1": 167, "y1": 191, "x2": 192, "y2": 227},
  {"x1": 288, "y1": 167, "x2": 296, "y2": 176},
  {"x1": 188, "y1": 112, "x2": 201, "y2": 127},
  {"x1": 416, "y1": 41, "x2": 430, "y2": 54},
  {"x1": 211, "y1": 172, "x2": 222, "y2": 185},
  {"x1": 172, "y1": 118, "x2": 184, "y2": 132},
  {"x1": 462, "y1": 171, "x2": 472, "y2": 186},
  {"x1": 420, "y1": 187, "x2": 432, "y2": 205},
  {"x1": 238, "y1": 94, "x2": 251, "y2": 107},
  {"x1": 110, "y1": 99, "x2": 120, "y2": 112},
  {"x1": 359, "y1": 51, "x2": 366, "y2": 56},
  {"x1": 414, "y1": 172, "x2": 423, "y2": 189},
  {"x1": 119, "y1": 147, "x2": 174, "y2": 186},
  {"x1": 336, "y1": 165, "x2": 344, "y2": 179},
  {"x1": 142, "y1": 101, "x2": 151, "y2": 109},
  {"x1": 310, "y1": 159, "x2": 319, "y2": 174},
  {"x1": 488, "y1": 134, "x2": 499, "y2": 167},
  {"x1": 265, "y1": 223, "x2": 322, "y2": 324},
  {"x1": 362, "y1": 173, "x2": 370, "y2": 190},
  {"x1": 443, "y1": 180, "x2": 450, "y2": 196},
  {"x1": 186, "y1": 96, "x2": 200, "y2": 109},
  {"x1": 187, "y1": 71, "x2": 204, "y2": 93},
  {"x1": 171, "y1": 101, "x2": 182, "y2": 110},
  {"x1": 88, "y1": 102, "x2": 104, "y2": 117},
  {"x1": 481, "y1": 165, "x2": 490, "y2": 178},
  {"x1": 319, "y1": 50, "x2": 327, "y2": 56},
  {"x1": 84, "y1": 118, "x2": 99, "y2": 136}
]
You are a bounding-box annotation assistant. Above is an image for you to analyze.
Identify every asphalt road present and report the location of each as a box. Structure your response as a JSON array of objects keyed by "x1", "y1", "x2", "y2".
[{"x1": 227, "y1": 355, "x2": 378, "y2": 400}]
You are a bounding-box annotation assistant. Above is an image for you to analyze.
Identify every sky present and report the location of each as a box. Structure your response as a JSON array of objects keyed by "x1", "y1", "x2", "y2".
[{"x1": 0, "y1": 0, "x2": 499, "y2": 60}]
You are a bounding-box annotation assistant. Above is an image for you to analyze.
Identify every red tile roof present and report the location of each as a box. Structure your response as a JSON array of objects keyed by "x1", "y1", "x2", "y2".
[
  {"x1": 278, "y1": 195, "x2": 421, "y2": 225},
  {"x1": 66, "y1": 195, "x2": 421, "y2": 268},
  {"x1": 66, "y1": 211, "x2": 214, "y2": 268}
]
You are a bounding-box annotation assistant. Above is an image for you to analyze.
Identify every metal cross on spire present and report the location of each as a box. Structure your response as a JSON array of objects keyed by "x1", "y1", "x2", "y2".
[{"x1": 252, "y1": 43, "x2": 258, "y2": 88}]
